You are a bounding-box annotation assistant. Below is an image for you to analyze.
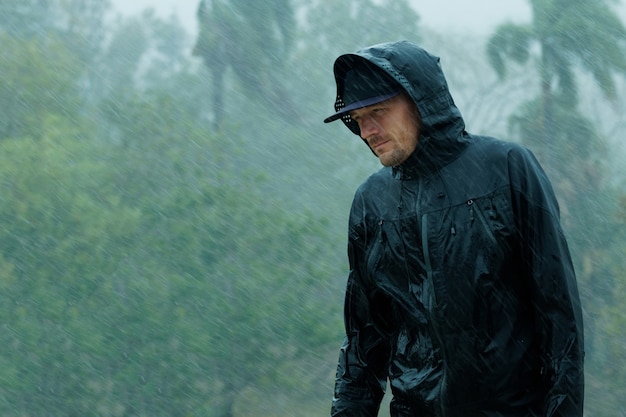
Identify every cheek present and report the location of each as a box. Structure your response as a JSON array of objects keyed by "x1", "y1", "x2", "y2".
[
  {"x1": 402, "y1": 138, "x2": 418, "y2": 155},
  {"x1": 399, "y1": 124, "x2": 419, "y2": 150}
]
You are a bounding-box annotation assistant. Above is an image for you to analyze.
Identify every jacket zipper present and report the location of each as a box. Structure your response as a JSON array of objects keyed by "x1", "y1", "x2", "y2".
[{"x1": 421, "y1": 211, "x2": 448, "y2": 417}]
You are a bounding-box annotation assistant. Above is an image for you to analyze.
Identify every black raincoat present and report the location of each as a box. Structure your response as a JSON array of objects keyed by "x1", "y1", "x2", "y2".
[{"x1": 331, "y1": 41, "x2": 584, "y2": 417}]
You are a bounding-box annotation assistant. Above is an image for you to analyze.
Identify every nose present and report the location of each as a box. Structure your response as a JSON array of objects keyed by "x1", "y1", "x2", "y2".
[{"x1": 358, "y1": 115, "x2": 380, "y2": 140}]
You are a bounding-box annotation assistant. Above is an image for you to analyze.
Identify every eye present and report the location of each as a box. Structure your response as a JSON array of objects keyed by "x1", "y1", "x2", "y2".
[{"x1": 372, "y1": 107, "x2": 387, "y2": 117}]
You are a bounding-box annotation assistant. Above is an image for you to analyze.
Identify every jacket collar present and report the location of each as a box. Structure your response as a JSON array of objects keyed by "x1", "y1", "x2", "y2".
[{"x1": 393, "y1": 130, "x2": 470, "y2": 180}]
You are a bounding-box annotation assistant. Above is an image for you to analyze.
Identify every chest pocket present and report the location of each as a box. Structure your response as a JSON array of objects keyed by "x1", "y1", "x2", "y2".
[{"x1": 447, "y1": 191, "x2": 515, "y2": 256}]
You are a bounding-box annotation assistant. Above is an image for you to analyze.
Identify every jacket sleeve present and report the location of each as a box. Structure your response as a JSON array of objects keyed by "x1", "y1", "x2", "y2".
[
  {"x1": 331, "y1": 196, "x2": 389, "y2": 417},
  {"x1": 509, "y1": 145, "x2": 585, "y2": 417}
]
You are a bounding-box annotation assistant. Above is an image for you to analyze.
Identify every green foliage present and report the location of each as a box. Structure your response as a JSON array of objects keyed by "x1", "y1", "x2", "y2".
[
  {"x1": 0, "y1": 0, "x2": 109, "y2": 42},
  {"x1": 536, "y1": 0, "x2": 626, "y2": 101},
  {"x1": 486, "y1": 23, "x2": 533, "y2": 78},
  {"x1": 486, "y1": 0, "x2": 626, "y2": 104},
  {"x1": 0, "y1": 7, "x2": 346, "y2": 414},
  {"x1": 193, "y1": 0, "x2": 298, "y2": 129},
  {"x1": 0, "y1": 33, "x2": 83, "y2": 139},
  {"x1": 0, "y1": 133, "x2": 143, "y2": 416},
  {"x1": 0, "y1": 84, "x2": 342, "y2": 417},
  {"x1": 582, "y1": 187, "x2": 626, "y2": 416}
]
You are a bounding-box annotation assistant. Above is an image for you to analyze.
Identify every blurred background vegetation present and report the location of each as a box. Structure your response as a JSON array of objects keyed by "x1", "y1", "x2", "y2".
[{"x1": 0, "y1": 0, "x2": 624, "y2": 415}]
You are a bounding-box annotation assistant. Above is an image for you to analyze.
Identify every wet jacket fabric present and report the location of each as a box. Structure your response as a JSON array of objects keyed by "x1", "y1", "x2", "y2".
[{"x1": 331, "y1": 41, "x2": 584, "y2": 417}]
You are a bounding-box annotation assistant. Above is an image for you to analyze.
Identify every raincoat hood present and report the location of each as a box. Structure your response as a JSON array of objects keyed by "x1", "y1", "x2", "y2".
[
  {"x1": 328, "y1": 41, "x2": 469, "y2": 175},
  {"x1": 329, "y1": 40, "x2": 465, "y2": 142}
]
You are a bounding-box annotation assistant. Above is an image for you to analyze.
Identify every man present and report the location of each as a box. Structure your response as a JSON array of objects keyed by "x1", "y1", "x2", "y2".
[{"x1": 323, "y1": 40, "x2": 584, "y2": 417}]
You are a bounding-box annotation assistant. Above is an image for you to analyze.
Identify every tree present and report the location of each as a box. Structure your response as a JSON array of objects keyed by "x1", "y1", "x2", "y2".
[
  {"x1": 0, "y1": 125, "x2": 142, "y2": 416},
  {"x1": 0, "y1": 33, "x2": 82, "y2": 139},
  {"x1": 138, "y1": 180, "x2": 341, "y2": 417},
  {"x1": 192, "y1": 0, "x2": 298, "y2": 130},
  {"x1": 0, "y1": 0, "x2": 110, "y2": 109},
  {"x1": 486, "y1": 0, "x2": 626, "y2": 171},
  {"x1": 0, "y1": 56, "x2": 343, "y2": 417},
  {"x1": 97, "y1": 49, "x2": 344, "y2": 415}
]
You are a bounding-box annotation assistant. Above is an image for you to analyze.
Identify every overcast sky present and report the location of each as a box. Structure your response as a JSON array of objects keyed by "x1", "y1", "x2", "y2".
[
  {"x1": 108, "y1": 0, "x2": 540, "y2": 36},
  {"x1": 110, "y1": 0, "x2": 626, "y2": 40}
]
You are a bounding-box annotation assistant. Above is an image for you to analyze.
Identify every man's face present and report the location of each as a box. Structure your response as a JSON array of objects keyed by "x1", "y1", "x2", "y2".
[{"x1": 349, "y1": 93, "x2": 420, "y2": 167}]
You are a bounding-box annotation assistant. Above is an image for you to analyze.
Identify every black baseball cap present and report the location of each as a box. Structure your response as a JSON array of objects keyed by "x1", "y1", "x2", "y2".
[{"x1": 324, "y1": 58, "x2": 402, "y2": 124}]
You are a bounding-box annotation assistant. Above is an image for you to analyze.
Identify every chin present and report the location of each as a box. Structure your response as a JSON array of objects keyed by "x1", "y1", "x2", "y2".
[{"x1": 379, "y1": 150, "x2": 406, "y2": 167}]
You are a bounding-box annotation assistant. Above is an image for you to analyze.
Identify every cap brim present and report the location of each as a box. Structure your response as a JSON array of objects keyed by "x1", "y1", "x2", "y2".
[{"x1": 324, "y1": 90, "x2": 401, "y2": 123}]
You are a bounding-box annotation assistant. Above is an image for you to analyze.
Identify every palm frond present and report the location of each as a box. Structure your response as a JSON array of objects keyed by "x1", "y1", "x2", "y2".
[
  {"x1": 546, "y1": 0, "x2": 626, "y2": 100},
  {"x1": 486, "y1": 23, "x2": 534, "y2": 79}
]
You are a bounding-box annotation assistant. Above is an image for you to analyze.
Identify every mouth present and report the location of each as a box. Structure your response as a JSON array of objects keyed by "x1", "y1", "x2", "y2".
[{"x1": 372, "y1": 140, "x2": 389, "y2": 152}]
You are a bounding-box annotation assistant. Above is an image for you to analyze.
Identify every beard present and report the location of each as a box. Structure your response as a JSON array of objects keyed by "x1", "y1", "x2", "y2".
[{"x1": 378, "y1": 147, "x2": 410, "y2": 167}]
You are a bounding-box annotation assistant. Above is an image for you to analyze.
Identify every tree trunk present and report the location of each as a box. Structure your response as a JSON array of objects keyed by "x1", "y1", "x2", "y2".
[
  {"x1": 211, "y1": 62, "x2": 226, "y2": 132},
  {"x1": 217, "y1": 381, "x2": 237, "y2": 417}
]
